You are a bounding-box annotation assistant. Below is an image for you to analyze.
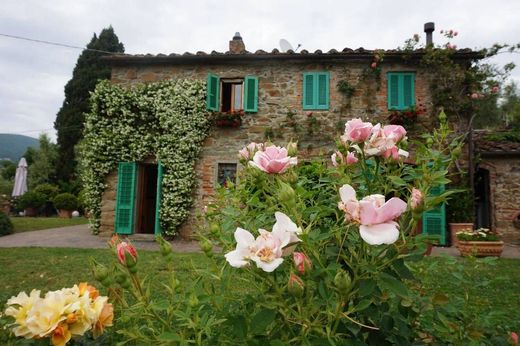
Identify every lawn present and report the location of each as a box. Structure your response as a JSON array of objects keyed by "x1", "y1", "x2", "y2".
[
  {"x1": 9, "y1": 216, "x2": 89, "y2": 233},
  {"x1": 0, "y1": 248, "x2": 518, "y2": 341}
]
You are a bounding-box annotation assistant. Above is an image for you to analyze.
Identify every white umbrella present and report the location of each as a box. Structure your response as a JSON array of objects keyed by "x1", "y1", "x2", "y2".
[{"x1": 12, "y1": 157, "x2": 28, "y2": 197}]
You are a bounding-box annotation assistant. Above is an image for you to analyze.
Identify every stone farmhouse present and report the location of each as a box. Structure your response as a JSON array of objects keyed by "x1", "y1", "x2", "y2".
[{"x1": 98, "y1": 26, "x2": 518, "y2": 245}]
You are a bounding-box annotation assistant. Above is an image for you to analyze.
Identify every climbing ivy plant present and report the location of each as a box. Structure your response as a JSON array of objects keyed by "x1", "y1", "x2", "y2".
[{"x1": 80, "y1": 79, "x2": 209, "y2": 235}]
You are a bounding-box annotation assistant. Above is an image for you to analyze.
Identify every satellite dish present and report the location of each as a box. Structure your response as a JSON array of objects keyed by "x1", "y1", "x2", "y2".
[{"x1": 279, "y1": 39, "x2": 294, "y2": 52}]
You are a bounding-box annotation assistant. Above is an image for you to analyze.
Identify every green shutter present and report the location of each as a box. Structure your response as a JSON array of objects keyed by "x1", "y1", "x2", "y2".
[
  {"x1": 154, "y1": 161, "x2": 163, "y2": 235},
  {"x1": 303, "y1": 73, "x2": 315, "y2": 109},
  {"x1": 115, "y1": 162, "x2": 137, "y2": 235},
  {"x1": 206, "y1": 73, "x2": 219, "y2": 111},
  {"x1": 388, "y1": 73, "x2": 400, "y2": 109},
  {"x1": 422, "y1": 184, "x2": 446, "y2": 245},
  {"x1": 316, "y1": 72, "x2": 329, "y2": 110},
  {"x1": 402, "y1": 74, "x2": 415, "y2": 108},
  {"x1": 244, "y1": 75, "x2": 258, "y2": 113},
  {"x1": 387, "y1": 72, "x2": 415, "y2": 110}
]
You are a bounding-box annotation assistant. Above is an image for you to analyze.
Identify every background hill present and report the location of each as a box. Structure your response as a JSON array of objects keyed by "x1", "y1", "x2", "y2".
[{"x1": 0, "y1": 134, "x2": 39, "y2": 162}]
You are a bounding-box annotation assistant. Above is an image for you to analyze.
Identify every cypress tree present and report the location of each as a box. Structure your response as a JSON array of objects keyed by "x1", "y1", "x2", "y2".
[{"x1": 54, "y1": 26, "x2": 124, "y2": 182}]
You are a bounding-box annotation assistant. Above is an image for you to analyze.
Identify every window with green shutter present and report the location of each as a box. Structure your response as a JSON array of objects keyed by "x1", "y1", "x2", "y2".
[
  {"x1": 387, "y1": 72, "x2": 415, "y2": 110},
  {"x1": 115, "y1": 162, "x2": 137, "y2": 235},
  {"x1": 303, "y1": 72, "x2": 329, "y2": 110},
  {"x1": 206, "y1": 73, "x2": 259, "y2": 113},
  {"x1": 422, "y1": 184, "x2": 447, "y2": 245}
]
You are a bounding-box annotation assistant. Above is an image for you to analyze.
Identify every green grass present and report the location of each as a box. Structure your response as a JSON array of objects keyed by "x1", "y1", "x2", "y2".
[
  {"x1": 9, "y1": 216, "x2": 89, "y2": 233},
  {"x1": 0, "y1": 249, "x2": 518, "y2": 339}
]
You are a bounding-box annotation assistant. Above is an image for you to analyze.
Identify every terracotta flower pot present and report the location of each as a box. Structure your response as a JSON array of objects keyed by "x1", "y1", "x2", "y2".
[
  {"x1": 449, "y1": 223, "x2": 474, "y2": 247},
  {"x1": 58, "y1": 209, "x2": 73, "y2": 218},
  {"x1": 457, "y1": 240, "x2": 504, "y2": 257}
]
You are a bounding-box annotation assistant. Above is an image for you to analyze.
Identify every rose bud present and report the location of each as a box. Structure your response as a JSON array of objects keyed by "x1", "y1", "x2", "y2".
[
  {"x1": 293, "y1": 252, "x2": 312, "y2": 274},
  {"x1": 288, "y1": 274, "x2": 305, "y2": 297},
  {"x1": 117, "y1": 241, "x2": 138, "y2": 268},
  {"x1": 334, "y1": 269, "x2": 352, "y2": 294}
]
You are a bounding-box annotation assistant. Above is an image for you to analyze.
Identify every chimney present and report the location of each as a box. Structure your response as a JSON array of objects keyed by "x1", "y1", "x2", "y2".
[
  {"x1": 229, "y1": 32, "x2": 246, "y2": 54},
  {"x1": 424, "y1": 22, "x2": 435, "y2": 46}
]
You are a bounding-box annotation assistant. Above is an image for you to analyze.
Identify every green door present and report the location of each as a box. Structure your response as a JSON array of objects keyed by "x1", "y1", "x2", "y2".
[
  {"x1": 422, "y1": 185, "x2": 446, "y2": 245},
  {"x1": 154, "y1": 161, "x2": 164, "y2": 235},
  {"x1": 115, "y1": 162, "x2": 137, "y2": 234}
]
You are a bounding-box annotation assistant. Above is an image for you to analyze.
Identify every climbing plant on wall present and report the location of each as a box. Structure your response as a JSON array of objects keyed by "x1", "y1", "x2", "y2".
[{"x1": 80, "y1": 79, "x2": 209, "y2": 235}]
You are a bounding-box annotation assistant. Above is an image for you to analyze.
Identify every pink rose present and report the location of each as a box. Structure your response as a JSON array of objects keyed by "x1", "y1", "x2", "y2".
[
  {"x1": 116, "y1": 242, "x2": 138, "y2": 267},
  {"x1": 339, "y1": 184, "x2": 407, "y2": 245},
  {"x1": 346, "y1": 152, "x2": 358, "y2": 165},
  {"x1": 382, "y1": 125, "x2": 407, "y2": 142},
  {"x1": 238, "y1": 147, "x2": 249, "y2": 160},
  {"x1": 492, "y1": 86, "x2": 499, "y2": 94},
  {"x1": 249, "y1": 145, "x2": 298, "y2": 174},
  {"x1": 410, "y1": 188, "x2": 423, "y2": 210},
  {"x1": 341, "y1": 118, "x2": 373, "y2": 143},
  {"x1": 471, "y1": 93, "x2": 479, "y2": 99},
  {"x1": 293, "y1": 252, "x2": 312, "y2": 274},
  {"x1": 511, "y1": 332, "x2": 518, "y2": 346},
  {"x1": 371, "y1": 62, "x2": 377, "y2": 69},
  {"x1": 331, "y1": 151, "x2": 344, "y2": 167}
]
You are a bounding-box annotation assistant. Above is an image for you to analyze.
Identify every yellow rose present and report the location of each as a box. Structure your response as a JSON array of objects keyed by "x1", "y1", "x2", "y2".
[{"x1": 4, "y1": 289, "x2": 41, "y2": 338}]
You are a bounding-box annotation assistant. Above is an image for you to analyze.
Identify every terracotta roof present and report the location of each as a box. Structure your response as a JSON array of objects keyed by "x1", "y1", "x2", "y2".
[
  {"x1": 103, "y1": 48, "x2": 483, "y2": 65},
  {"x1": 474, "y1": 130, "x2": 520, "y2": 156}
]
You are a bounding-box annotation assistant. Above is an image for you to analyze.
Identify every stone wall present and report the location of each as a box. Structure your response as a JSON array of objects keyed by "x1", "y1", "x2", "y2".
[
  {"x1": 100, "y1": 60, "x2": 435, "y2": 237},
  {"x1": 480, "y1": 157, "x2": 520, "y2": 244}
]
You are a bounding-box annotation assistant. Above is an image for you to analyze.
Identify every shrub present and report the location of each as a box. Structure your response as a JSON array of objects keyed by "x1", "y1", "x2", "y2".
[
  {"x1": 15, "y1": 191, "x2": 46, "y2": 210},
  {"x1": 0, "y1": 211, "x2": 13, "y2": 236},
  {"x1": 34, "y1": 183, "x2": 60, "y2": 216},
  {"x1": 53, "y1": 193, "x2": 78, "y2": 211}
]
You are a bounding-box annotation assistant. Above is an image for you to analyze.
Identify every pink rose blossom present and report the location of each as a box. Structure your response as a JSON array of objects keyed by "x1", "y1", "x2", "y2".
[
  {"x1": 382, "y1": 125, "x2": 407, "y2": 142},
  {"x1": 293, "y1": 252, "x2": 312, "y2": 274},
  {"x1": 492, "y1": 85, "x2": 499, "y2": 94},
  {"x1": 339, "y1": 184, "x2": 407, "y2": 245},
  {"x1": 346, "y1": 152, "x2": 358, "y2": 165},
  {"x1": 471, "y1": 93, "x2": 479, "y2": 99},
  {"x1": 331, "y1": 151, "x2": 344, "y2": 167},
  {"x1": 225, "y1": 212, "x2": 301, "y2": 272},
  {"x1": 371, "y1": 62, "x2": 377, "y2": 69},
  {"x1": 238, "y1": 147, "x2": 250, "y2": 160},
  {"x1": 410, "y1": 188, "x2": 423, "y2": 210},
  {"x1": 511, "y1": 332, "x2": 518, "y2": 346},
  {"x1": 249, "y1": 145, "x2": 298, "y2": 174},
  {"x1": 454, "y1": 31, "x2": 458, "y2": 36},
  {"x1": 341, "y1": 118, "x2": 373, "y2": 143}
]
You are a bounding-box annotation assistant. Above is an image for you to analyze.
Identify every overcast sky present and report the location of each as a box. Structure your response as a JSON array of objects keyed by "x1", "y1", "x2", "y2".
[{"x1": 1, "y1": 0, "x2": 519, "y2": 140}]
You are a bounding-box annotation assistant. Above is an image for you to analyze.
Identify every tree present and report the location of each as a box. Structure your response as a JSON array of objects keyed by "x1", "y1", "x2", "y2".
[
  {"x1": 28, "y1": 134, "x2": 58, "y2": 189},
  {"x1": 54, "y1": 26, "x2": 124, "y2": 182}
]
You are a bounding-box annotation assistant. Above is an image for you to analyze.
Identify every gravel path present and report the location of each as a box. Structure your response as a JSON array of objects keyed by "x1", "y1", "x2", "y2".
[
  {"x1": 0, "y1": 224, "x2": 201, "y2": 252},
  {"x1": 0, "y1": 224, "x2": 518, "y2": 258}
]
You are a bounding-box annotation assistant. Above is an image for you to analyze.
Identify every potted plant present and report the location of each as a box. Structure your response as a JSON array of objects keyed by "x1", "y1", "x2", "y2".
[
  {"x1": 34, "y1": 183, "x2": 60, "y2": 216},
  {"x1": 15, "y1": 191, "x2": 46, "y2": 217},
  {"x1": 456, "y1": 228, "x2": 504, "y2": 257},
  {"x1": 447, "y1": 187, "x2": 474, "y2": 247},
  {"x1": 53, "y1": 193, "x2": 78, "y2": 218}
]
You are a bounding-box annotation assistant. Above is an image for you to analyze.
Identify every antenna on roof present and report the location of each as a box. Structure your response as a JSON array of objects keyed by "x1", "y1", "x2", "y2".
[{"x1": 279, "y1": 39, "x2": 302, "y2": 53}]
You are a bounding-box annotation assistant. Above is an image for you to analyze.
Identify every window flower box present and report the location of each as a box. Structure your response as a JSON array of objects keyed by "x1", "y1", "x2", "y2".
[
  {"x1": 387, "y1": 105, "x2": 425, "y2": 126},
  {"x1": 212, "y1": 110, "x2": 244, "y2": 128}
]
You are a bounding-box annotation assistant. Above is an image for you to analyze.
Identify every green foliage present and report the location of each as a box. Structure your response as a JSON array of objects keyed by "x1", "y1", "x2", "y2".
[
  {"x1": 0, "y1": 211, "x2": 13, "y2": 236},
  {"x1": 53, "y1": 192, "x2": 78, "y2": 211},
  {"x1": 0, "y1": 176, "x2": 13, "y2": 195},
  {"x1": 15, "y1": 191, "x2": 46, "y2": 210},
  {"x1": 446, "y1": 185, "x2": 474, "y2": 223},
  {"x1": 0, "y1": 160, "x2": 16, "y2": 180},
  {"x1": 54, "y1": 26, "x2": 125, "y2": 182},
  {"x1": 27, "y1": 134, "x2": 58, "y2": 190},
  {"x1": 456, "y1": 228, "x2": 500, "y2": 241},
  {"x1": 80, "y1": 79, "x2": 209, "y2": 235}
]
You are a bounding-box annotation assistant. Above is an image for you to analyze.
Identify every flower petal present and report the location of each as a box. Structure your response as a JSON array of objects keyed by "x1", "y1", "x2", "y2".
[
  {"x1": 376, "y1": 198, "x2": 407, "y2": 224},
  {"x1": 339, "y1": 184, "x2": 357, "y2": 204},
  {"x1": 253, "y1": 257, "x2": 284, "y2": 272},
  {"x1": 234, "y1": 228, "x2": 255, "y2": 248},
  {"x1": 359, "y1": 222, "x2": 400, "y2": 245},
  {"x1": 225, "y1": 249, "x2": 251, "y2": 268}
]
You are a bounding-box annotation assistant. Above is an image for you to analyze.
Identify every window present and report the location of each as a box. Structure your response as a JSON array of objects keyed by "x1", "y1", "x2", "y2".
[
  {"x1": 387, "y1": 72, "x2": 415, "y2": 110},
  {"x1": 217, "y1": 163, "x2": 237, "y2": 187},
  {"x1": 206, "y1": 74, "x2": 258, "y2": 113},
  {"x1": 302, "y1": 72, "x2": 329, "y2": 110}
]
